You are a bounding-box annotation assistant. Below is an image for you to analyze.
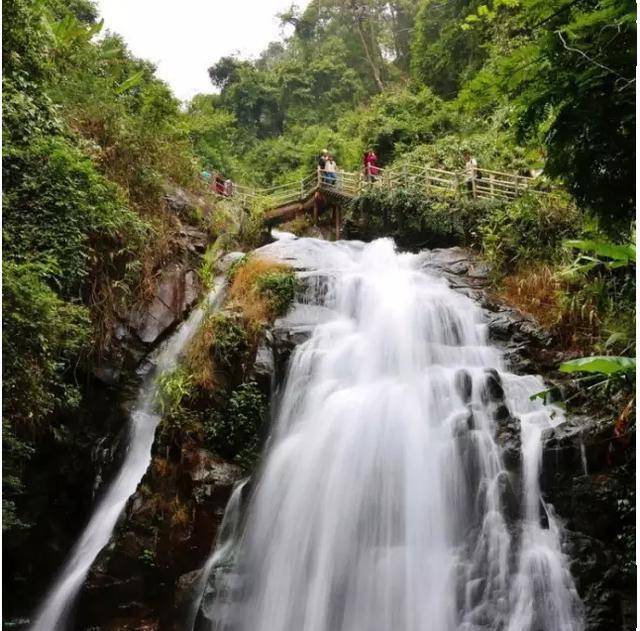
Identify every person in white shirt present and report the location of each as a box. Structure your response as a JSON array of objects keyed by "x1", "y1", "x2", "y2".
[
  {"x1": 463, "y1": 149, "x2": 478, "y2": 196},
  {"x1": 324, "y1": 155, "x2": 337, "y2": 186}
]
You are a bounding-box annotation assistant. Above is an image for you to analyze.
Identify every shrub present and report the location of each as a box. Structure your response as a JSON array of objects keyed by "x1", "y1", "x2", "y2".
[
  {"x1": 3, "y1": 136, "x2": 147, "y2": 298},
  {"x1": 228, "y1": 256, "x2": 298, "y2": 324},
  {"x1": 348, "y1": 185, "x2": 480, "y2": 248},
  {"x1": 155, "y1": 366, "x2": 194, "y2": 415},
  {"x1": 478, "y1": 193, "x2": 579, "y2": 270},
  {"x1": 3, "y1": 261, "x2": 90, "y2": 428},
  {"x1": 2, "y1": 261, "x2": 90, "y2": 532},
  {"x1": 187, "y1": 312, "x2": 250, "y2": 389},
  {"x1": 204, "y1": 381, "x2": 266, "y2": 471},
  {"x1": 256, "y1": 271, "x2": 298, "y2": 317}
]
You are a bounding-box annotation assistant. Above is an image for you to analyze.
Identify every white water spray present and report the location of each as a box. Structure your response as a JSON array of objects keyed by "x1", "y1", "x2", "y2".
[
  {"x1": 30, "y1": 281, "x2": 226, "y2": 631},
  {"x1": 196, "y1": 237, "x2": 583, "y2": 631}
]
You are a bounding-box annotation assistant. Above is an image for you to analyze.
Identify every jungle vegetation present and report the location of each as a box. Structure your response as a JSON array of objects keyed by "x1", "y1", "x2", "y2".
[{"x1": 2, "y1": 0, "x2": 635, "y2": 544}]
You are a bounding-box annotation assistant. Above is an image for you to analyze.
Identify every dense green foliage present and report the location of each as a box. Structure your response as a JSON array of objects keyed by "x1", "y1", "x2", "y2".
[
  {"x1": 3, "y1": 0, "x2": 201, "y2": 536},
  {"x1": 348, "y1": 187, "x2": 470, "y2": 248},
  {"x1": 348, "y1": 186, "x2": 579, "y2": 260},
  {"x1": 256, "y1": 270, "x2": 299, "y2": 317},
  {"x1": 458, "y1": 0, "x2": 635, "y2": 224},
  {"x1": 205, "y1": 381, "x2": 267, "y2": 471},
  {"x1": 3, "y1": 0, "x2": 634, "y2": 582},
  {"x1": 187, "y1": 0, "x2": 635, "y2": 227}
]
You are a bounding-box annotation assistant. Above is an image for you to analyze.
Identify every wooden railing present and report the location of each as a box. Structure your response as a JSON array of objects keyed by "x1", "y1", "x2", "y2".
[{"x1": 210, "y1": 161, "x2": 560, "y2": 211}]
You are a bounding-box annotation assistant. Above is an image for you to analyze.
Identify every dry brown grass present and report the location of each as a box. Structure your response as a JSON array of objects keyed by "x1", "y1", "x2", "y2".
[
  {"x1": 498, "y1": 265, "x2": 600, "y2": 349},
  {"x1": 184, "y1": 256, "x2": 293, "y2": 391},
  {"x1": 137, "y1": 213, "x2": 184, "y2": 303},
  {"x1": 152, "y1": 456, "x2": 174, "y2": 479},
  {"x1": 169, "y1": 497, "x2": 192, "y2": 528},
  {"x1": 228, "y1": 256, "x2": 291, "y2": 326},
  {"x1": 499, "y1": 266, "x2": 564, "y2": 329},
  {"x1": 186, "y1": 313, "x2": 222, "y2": 390}
]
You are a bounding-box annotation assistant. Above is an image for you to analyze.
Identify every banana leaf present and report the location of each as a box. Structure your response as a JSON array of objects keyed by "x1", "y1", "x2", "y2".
[{"x1": 559, "y1": 356, "x2": 636, "y2": 375}]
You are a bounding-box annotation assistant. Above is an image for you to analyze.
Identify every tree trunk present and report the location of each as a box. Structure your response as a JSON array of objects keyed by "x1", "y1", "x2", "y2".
[{"x1": 349, "y1": 0, "x2": 385, "y2": 92}]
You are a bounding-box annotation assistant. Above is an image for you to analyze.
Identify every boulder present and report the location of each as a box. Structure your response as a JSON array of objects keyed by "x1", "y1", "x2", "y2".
[
  {"x1": 128, "y1": 264, "x2": 201, "y2": 345},
  {"x1": 217, "y1": 251, "x2": 246, "y2": 275}
]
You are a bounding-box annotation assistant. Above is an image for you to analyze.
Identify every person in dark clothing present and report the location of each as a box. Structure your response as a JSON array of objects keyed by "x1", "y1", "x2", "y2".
[{"x1": 318, "y1": 149, "x2": 329, "y2": 184}]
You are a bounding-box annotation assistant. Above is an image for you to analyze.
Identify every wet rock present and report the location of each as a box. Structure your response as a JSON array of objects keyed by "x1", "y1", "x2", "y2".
[
  {"x1": 180, "y1": 225, "x2": 208, "y2": 253},
  {"x1": 164, "y1": 186, "x2": 212, "y2": 222},
  {"x1": 486, "y1": 312, "x2": 515, "y2": 341},
  {"x1": 468, "y1": 261, "x2": 491, "y2": 279},
  {"x1": 186, "y1": 450, "x2": 243, "y2": 488},
  {"x1": 540, "y1": 413, "x2": 635, "y2": 631},
  {"x1": 175, "y1": 568, "x2": 203, "y2": 609},
  {"x1": 78, "y1": 445, "x2": 242, "y2": 630},
  {"x1": 417, "y1": 247, "x2": 492, "y2": 297},
  {"x1": 494, "y1": 404, "x2": 510, "y2": 421},
  {"x1": 271, "y1": 303, "x2": 332, "y2": 364},
  {"x1": 251, "y1": 334, "x2": 275, "y2": 396},
  {"x1": 128, "y1": 264, "x2": 201, "y2": 345},
  {"x1": 483, "y1": 368, "x2": 504, "y2": 402},
  {"x1": 455, "y1": 370, "x2": 473, "y2": 403},
  {"x1": 496, "y1": 420, "x2": 521, "y2": 470},
  {"x1": 217, "y1": 251, "x2": 245, "y2": 274},
  {"x1": 419, "y1": 247, "x2": 473, "y2": 275},
  {"x1": 564, "y1": 531, "x2": 625, "y2": 631},
  {"x1": 498, "y1": 471, "x2": 520, "y2": 523},
  {"x1": 164, "y1": 187, "x2": 193, "y2": 214}
]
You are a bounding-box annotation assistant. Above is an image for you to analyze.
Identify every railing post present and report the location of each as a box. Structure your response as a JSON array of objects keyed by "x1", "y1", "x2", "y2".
[
  {"x1": 515, "y1": 175, "x2": 520, "y2": 197},
  {"x1": 490, "y1": 174, "x2": 495, "y2": 198},
  {"x1": 471, "y1": 176, "x2": 477, "y2": 199}
]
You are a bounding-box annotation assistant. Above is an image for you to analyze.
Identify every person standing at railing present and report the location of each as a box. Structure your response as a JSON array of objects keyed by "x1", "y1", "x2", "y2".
[
  {"x1": 325, "y1": 154, "x2": 338, "y2": 186},
  {"x1": 363, "y1": 148, "x2": 379, "y2": 183},
  {"x1": 463, "y1": 149, "x2": 478, "y2": 197},
  {"x1": 318, "y1": 149, "x2": 329, "y2": 184},
  {"x1": 214, "y1": 174, "x2": 225, "y2": 195}
]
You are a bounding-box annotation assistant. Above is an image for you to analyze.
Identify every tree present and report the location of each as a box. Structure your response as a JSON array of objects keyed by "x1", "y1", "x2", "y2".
[{"x1": 460, "y1": 0, "x2": 636, "y2": 224}]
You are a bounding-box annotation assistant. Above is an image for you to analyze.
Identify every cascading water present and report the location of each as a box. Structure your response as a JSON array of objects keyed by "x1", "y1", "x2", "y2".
[
  {"x1": 195, "y1": 236, "x2": 584, "y2": 631},
  {"x1": 30, "y1": 281, "x2": 226, "y2": 631}
]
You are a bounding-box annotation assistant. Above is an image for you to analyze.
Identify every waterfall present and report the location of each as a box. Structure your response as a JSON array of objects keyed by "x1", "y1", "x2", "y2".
[
  {"x1": 30, "y1": 280, "x2": 226, "y2": 631},
  {"x1": 195, "y1": 237, "x2": 584, "y2": 631}
]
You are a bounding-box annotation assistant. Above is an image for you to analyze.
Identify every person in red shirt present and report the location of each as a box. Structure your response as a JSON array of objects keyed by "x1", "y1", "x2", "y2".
[{"x1": 363, "y1": 148, "x2": 379, "y2": 182}]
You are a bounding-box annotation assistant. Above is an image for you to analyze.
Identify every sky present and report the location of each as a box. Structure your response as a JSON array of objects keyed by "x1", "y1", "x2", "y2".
[{"x1": 95, "y1": 0, "x2": 309, "y2": 101}]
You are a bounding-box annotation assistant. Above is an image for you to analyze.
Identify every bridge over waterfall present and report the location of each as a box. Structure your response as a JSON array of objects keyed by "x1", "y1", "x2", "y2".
[{"x1": 214, "y1": 162, "x2": 561, "y2": 237}]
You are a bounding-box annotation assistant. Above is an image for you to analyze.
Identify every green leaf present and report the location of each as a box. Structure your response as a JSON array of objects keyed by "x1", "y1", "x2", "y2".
[
  {"x1": 559, "y1": 356, "x2": 636, "y2": 375},
  {"x1": 116, "y1": 70, "x2": 145, "y2": 94},
  {"x1": 564, "y1": 239, "x2": 636, "y2": 263}
]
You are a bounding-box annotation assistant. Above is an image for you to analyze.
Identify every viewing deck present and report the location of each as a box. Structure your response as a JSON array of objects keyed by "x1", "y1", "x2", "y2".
[{"x1": 214, "y1": 161, "x2": 562, "y2": 228}]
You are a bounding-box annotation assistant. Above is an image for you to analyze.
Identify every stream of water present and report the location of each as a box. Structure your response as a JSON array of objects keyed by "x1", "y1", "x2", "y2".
[
  {"x1": 195, "y1": 236, "x2": 584, "y2": 631},
  {"x1": 30, "y1": 281, "x2": 226, "y2": 631}
]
